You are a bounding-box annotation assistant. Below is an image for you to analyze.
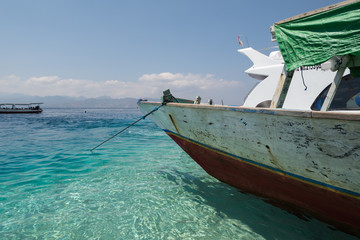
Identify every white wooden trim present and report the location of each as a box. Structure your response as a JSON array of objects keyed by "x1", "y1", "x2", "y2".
[{"x1": 320, "y1": 55, "x2": 350, "y2": 111}]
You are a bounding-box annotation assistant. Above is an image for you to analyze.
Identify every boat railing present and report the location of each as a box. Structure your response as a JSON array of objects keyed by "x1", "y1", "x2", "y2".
[{"x1": 0, "y1": 103, "x2": 43, "y2": 110}]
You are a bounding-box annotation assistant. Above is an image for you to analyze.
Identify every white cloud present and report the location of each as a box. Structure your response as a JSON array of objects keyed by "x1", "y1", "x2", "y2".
[
  {"x1": 104, "y1": 80, "x2": 119, "y2": 85},
  {"x1": 139, "y1": 72, "x2": 184, "y2": 82},
  {"x1": 137, "y1": 72, "x2": 253, "y2": 104},
  {"x1": 139, "y1": 72, "x2": 235, "y2": 90},
  {"x1": 0, "y1": 72, "x2": 255, "y2": 105},
  {"x1": 27, "y1": 76, "x2": 59, "y2": 84}
]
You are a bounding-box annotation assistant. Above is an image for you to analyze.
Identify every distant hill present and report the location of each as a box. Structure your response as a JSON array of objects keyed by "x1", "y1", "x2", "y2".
[
  {"x1": 47, "y1": 97, "x2": 139, "y2": 109},
  {"x1": 0, "y1": 93, "x2": 157, "y2": 109}
]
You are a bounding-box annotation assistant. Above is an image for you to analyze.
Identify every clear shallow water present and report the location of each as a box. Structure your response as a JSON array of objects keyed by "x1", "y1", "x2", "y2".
[{"x1": 0, "y1": 108, "x2": 357, "y2": 240}]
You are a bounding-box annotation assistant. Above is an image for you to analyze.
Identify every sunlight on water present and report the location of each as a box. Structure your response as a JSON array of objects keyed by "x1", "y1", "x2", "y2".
[{"x1": 0, "y1": 109, "x2": 357, "y2": 239}]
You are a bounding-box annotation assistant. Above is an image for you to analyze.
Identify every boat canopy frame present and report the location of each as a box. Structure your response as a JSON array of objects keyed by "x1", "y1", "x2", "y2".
[
  {"x1": 271, "y1": 55, "x2": 360, "y2": 111},
  {"x1": 0, "y1": 103, "x2": 43, "y2": 106},
  {"x1": 270, "y1": 0, "x2": 360, "y2": 111}
]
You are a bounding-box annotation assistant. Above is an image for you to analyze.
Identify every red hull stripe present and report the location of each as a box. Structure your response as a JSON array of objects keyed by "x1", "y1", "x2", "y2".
[
  {"x1": 163, "y1": 129, "x2": 360, "y2": 200},
  {"x1": 165, "y1": 129, "x2": 360, "y2": 233}
]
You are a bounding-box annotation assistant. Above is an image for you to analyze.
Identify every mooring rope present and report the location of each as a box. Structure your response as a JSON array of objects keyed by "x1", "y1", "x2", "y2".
[
  {"x1": 300, "y1": 66, "x2": 308, "y2": 91},
  {"x1": 90, "y1": 103, "x2": 166, "y2": 152}
]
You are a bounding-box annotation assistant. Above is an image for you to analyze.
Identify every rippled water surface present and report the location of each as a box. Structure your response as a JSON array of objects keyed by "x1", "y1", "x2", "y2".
[{"x1": 0, "y1": 108, "x2": 358, "y2": 239}]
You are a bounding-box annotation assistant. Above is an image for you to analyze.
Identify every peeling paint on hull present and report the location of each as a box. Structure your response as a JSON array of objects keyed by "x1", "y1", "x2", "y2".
[
  {"x1": 166, "y1": 130, "x2": 360, "y2": 235},
  {"x1": 137, "y1": 101, "x2": 360, "y2": 236}
]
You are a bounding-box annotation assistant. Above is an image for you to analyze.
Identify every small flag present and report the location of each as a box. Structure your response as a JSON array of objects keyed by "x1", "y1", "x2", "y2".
[{"x1": 238, "y1": 36, "x2": 243, "y2": 47}]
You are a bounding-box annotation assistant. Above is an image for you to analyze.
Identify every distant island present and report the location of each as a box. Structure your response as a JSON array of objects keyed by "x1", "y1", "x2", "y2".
[{"x1": 0, "y1": 93, "x2": 157, "y2": 109}]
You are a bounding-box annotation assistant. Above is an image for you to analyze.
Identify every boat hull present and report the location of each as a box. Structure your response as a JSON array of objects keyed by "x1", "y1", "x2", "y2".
[
  {"x1": 0, "y1": 109, "x2": 42, "y2": 114},
  {"x1": 138, "y1": 101, "x2": 360, "y2": 236},
  {"x1": 167, "y1": 130, "x2": 360, "y2": 235}
]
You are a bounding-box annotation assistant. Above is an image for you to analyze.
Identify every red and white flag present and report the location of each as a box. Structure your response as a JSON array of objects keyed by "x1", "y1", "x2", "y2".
[{"x1": 238, "y1": 36, "x2": 243, "y2": 47}]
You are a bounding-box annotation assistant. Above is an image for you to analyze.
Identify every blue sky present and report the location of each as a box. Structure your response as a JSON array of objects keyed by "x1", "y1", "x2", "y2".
[{"x1": 0, "y1": 0, "x2": 341, "y2": 104}]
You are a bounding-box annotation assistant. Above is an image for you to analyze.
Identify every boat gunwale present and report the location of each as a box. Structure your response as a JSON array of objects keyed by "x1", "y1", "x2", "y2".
[
  {"x1": 273, "y1": 0, "x2": 360, "y2": 25},
  {"x1": 138, "y1": 101, "x2": 360, "y2": 121}
]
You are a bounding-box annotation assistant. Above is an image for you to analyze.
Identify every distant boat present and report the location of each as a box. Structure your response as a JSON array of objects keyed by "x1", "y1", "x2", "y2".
[
  {"x1": 0, "y1": 103, "x2": 43, "y2": 114},
  {"x1": 138, "y1": 1, "x2": 360, "y2": 237}
]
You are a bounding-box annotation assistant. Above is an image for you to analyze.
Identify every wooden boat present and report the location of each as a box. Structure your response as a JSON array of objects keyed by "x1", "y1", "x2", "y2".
[
  {"x1": 138, "y1": 0, "x2": 360, "y2": 236},
  {"x1": 0, "y1": 103, "x2": 43, "y2": 114}
]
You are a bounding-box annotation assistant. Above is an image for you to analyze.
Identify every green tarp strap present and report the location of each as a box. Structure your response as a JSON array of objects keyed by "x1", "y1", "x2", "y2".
[{"x1": 274, "y1": 1, "x2": 360, "y2": 71}]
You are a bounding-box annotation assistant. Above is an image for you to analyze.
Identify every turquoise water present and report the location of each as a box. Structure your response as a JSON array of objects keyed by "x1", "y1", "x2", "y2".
[{"x1": 0, "y1": 108, "x2": 357, "y2": 240}]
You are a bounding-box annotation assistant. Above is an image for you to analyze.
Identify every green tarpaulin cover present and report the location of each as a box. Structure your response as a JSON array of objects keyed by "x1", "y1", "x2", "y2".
[{"x1": 274, "y1": 1, "x2": 360, "y2": 71}]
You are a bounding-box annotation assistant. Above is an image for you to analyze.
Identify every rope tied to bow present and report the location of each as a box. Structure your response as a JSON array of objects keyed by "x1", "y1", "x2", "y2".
[{"x1": 90, "y1": 102, "x2": 166, "y2": 152}]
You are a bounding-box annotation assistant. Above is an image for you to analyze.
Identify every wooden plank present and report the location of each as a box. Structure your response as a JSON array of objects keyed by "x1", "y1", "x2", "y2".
[
  {"x1": 270, "y1": 68, "x2": 294, "y2": 108},
  {"x1": 140, "y1": 100, "x2": 360, "y2": 120},
  {"x1": 320, "y1": 55, "x2": 350, "y2": 111},
  {"x1": 312, "y1": 111, "x2": 360, "y2": 120},
  {"x1": 274, "y1": 0, "x2": 360, "y2": 25}
]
